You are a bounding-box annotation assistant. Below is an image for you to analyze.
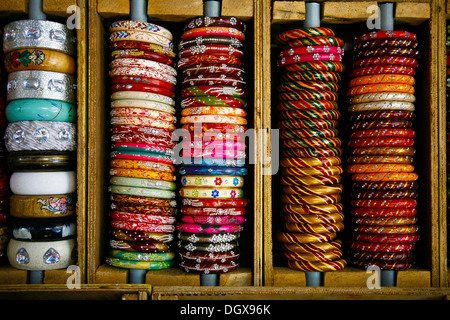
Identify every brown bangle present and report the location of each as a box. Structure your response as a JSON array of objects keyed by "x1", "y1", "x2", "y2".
[
  {"x1": 5, "y1": 48, "x2": 76, "y2": 74},
  {"x1": 286, "y1": 258, "x2": 347, "y2": 272},
  {"x1": 276, "y1": 231, "x2": 337, "y2": 244},
  {"x1": 281, "y1": 174, "x2": 341, "y2": 186},
  {"x1": 281, "y1": 165, "x2": 343, "y2": 177},
  {"x1": 280, "y1": 156, "x2": 341, "y2": 168},
  {"x1": 281, "y1": 193, "x2": 341, "y2": 205},
  {"x1": 284, "y1": 221, "x2": 344, "y2": 233},
  {"x1": 282, "y1": 203, "x2": 343, "y2": 215},
  {"x1": 284, "y1": 212, "x2": 344, "y2": 225},
  {"x1": 283, "y1": 248, "x2": 343, "y2": 262},
  {"x1": 9, "y1": 194, "x2": 76, "y2": 218},
  {"x1": 282, "y1": 184, "x2": 344, "y2": 196},
  {"x1": 281, "y1": 240, "x2": 342, "y2": 254}
]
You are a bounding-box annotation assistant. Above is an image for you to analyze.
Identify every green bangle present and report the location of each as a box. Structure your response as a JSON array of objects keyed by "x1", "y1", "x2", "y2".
[
  {"x1": 109, "y1": 249, "x2": 175, "y2": 261},
  {"x1": 110, "y1": 176, "x2": 177, "y2": 190},
  {"x1": 6, "y1": 99, "x2": 76, "y2": 123},
  {"x1": 106, "y1": 256, "x2": 174, "y2": 269},
  {"x1": 108, "y1": 184, "x2": 176, "y2": 199}
]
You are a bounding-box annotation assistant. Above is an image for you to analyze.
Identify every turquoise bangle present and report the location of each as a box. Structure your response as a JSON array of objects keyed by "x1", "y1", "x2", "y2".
[
  {"x1": 6, "y1": 99, "x2": 76, "y2": 123},
  {"x1": 110, "y1": 176, "x2": 177, "y2": 190},
  {"x1": 106, "y1": 256, "x2": 173, "y2": 269},
  {"x1": 109, "y1": 249, "x2": 175, "y2": 261},
  {"x1": 108, "y1": 184, "x2": 176, "y2": 199}
]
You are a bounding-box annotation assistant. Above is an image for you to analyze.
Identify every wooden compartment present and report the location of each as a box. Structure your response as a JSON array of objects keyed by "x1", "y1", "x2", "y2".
[
  {"x1": 0, "y1": 0, "x2": 88, "y2": 285},
  {"x1": 263, "y1": 0, "x2": 447, "y2": 289},
  {"x1": 88, "y1": 0, "x2": 262, "y2": 287}
]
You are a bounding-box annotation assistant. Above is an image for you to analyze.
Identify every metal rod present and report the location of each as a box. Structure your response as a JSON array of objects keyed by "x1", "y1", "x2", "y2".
[
  {"x1": 28, "y1": 0, "x2": 46, "y2": 20},
  {"x1": 29, "y1": 270, "x2": 44, "y2": 284},
  {"x1": 304, "y1": 2, "x2": 321, "y2": 28},
  {"x1": 129, "y1": 269, "x2": 147, "y2": 284},
  {"x1": 379, "y1": 2, "x2": 394, "y2": 31},
  {"x1": 203, "y1": 0, "x2": 222, "y2": 18},
  {"x1": 380, "y1": 270, "x2": 396, "y2": 287},
  {"x1": 305, "y1": 271, "x2": 323, "y2": 287},
  {"x1": 200, "y1": 274, "x2": 219, "y2": 286},
  {"x1": 130, "y1": 0, "x2": 148, "y2": 22}
]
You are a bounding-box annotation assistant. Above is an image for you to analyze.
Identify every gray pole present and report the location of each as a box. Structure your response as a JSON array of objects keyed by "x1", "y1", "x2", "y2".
[
  {"x1": 379, "y1": 2, "x2": 394, "y2": 31},
  {"x1": 203, "y1": 0, "x2": 222, "y2": 17},
  {"x1": 28, "y1": 0, "x2": 46, "y2": 20},
  {"x1": 130, "y1": 0, "x2": 148, "y2": 22},
  {"x1": 304, "y1": 2, "x2": 321, "y2": 28}
]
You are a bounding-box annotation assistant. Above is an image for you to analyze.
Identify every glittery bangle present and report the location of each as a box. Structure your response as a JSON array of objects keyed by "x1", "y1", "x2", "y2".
[
  {"x1": 179, "y1": 214, "x2": 245, "y2": 226},
  {"x1": 275, "y1": 27, "x2": 335, "y2": 45},
  {"x1": 349, "y1": 65, "x2": 416, "y2": 78},
  {"x1": 109, "y1": 20, "x2": 173, "y2": 41},
  {"x1": 184, "y1": 17, "x2": 246, "y2": 32},
  {"x1": 354, "y1": 30, "x2": 417, "y2": 43},
  {"x1": 352, "y1": 56, "x2": 418, "y2": 69},
  {"x1": 7, "y1": 238, "x2": 76, "y2": 270},
  {"x1": 7, "y1": 70, "x2": 77, "y2": 104},
  {"x1": 347, "y1": 83, "x2": 415, "y2": 96},
  {"x1": 110, "y1": 176, "x2": 176, "y2": 191},
  {"x1": 110, "y1": 58, "x2": 176, "y2": 77},
  {"x1": 178, "y1": 54, "x2": 244, "y2": 69},
  {"x1": 350, "y1": 146, "x2": 416, "y2": 156},
  {"x1": 178, "y1": 232, "x2": 240, "y2": 243},
  {"x1": 3, "y1": 20, "x2": 76, "y2": 56},
  {"x1": 354, "y1": 47, "x2": 420, "y2": 59},
  {"x1": 179, "y1": 260, "x2": 238, "y2": 274},
  {"x1": 348, "y1": 138, "x2": 415, "y2": 148},
  {"x1": 179, "y1": 44, "x2": 244, "y2": 59},
  {"x1": 9, "y1": 193, "x2": 76, "y2": 218},
  {"x1": 181, "y1": 175, "x2": 244, "y2": 187},
  {"x1": 111, "y1": 49, "x2": 174, "y2": 65},
  {"x1": 181, "y1": 63, "x2": 244, "y2": 77},
  {"x1": 110, "y1": 167, "x2": 175, "y2": 181},
  {"x1": 5, "y1": 48, "x2": 76, "y2": 74},
  {"x1": 179, "y1": 250, "x2": 239, "y2": 264},
  {"x1": 112, "y1": 124, "x2": 173, "y2": 140},
  {"x1": 181, "y1": 85, "x2": 246, "y2": 98},
  {"x1": 279, "y1": 46, "x2": 343, "y2": 57},
  {"x1": 347, "y1": 155, "x2": 413, "y2": 164},
  {"x1": 350, "y1": 240, "x2": 414, "y2": 252},
  {"x1": 110, "y1": 31, "x2": 173, "y2": 50},
  {"x1": 352, "y1": 233, "x2": 419, "y2": 243},
  {"x1": 111, "y1": 75, "x2": 175, "y2": 92},
  {"x1": 181, "y1": 97, "x2": 247, "y2": 109},
  {"x1": 109, "y1": 249, "x2": 175, "y2": 262},
  {"x1": 352, "y1": 215, "x2": 417, "y2": 225},
  {"x1": 351, "y1": 172, "x2": 419, "y2": 182},
  {"x1": 10, "y1": 217, "x2": 76, "y2": 241},
  {"x1": 351, "y1": 207, "x2": 417, "y2": 218},
  {"x1": 349, "y1": 128, "x2": 416, "y2": 139},
  {"x1": 110, "y1": 219, "x2": 175, "y2": 233},
  {"x1": 178, "y1": 240, "x2": 239, "y2": 252},
  {"x1": 348, "y1": 101, "x2": 415, "y2": 113},
  {"x1": 110, "y1": 228, "x2": 174, "y2": 242},
  {"x1": 349, "y1": 74, "x2": 415, "y2": 87},
  {"x1": 353, "y1": 38, "x2": 418, "y2": 51},
  {"x1": 109, "y1": 211, "x2": 176, "y2": 225},
  {"x1": 350, "y1": 259, "x2": 414, "y2": 270},
  {"x1": 351, "y1": 199, "x2": 417, "y2": 208},
  {"x1": 283, "y1": 35, "x2": 344, "y2": 48},
  {"x1": 109, "y1": 185, "x2": 176, "y2": 199},
  {"x1": 351, "y1": 181, "x2": 418, "y2": 191},
  {"x1": 4, "y1": 120, "x2": 76, "y2": 152},
  {"x1": 181, "y1": 198, "x2": 248, "y2": 208},
  {"x1": 109, "y1": 240, "x2": 172, "y2": 254},
  {"x1": 109, "y1": 67, "x2": 177, "y2": 85},
  {"x1": 111, "y1": 40, "x2": 175, "y2": 58},
  {"x1": 110, "y1": 158, "x2": 175, "y2": 172},
  {"x1": 349, "y1": 110, "x2": 415, "y2": 122},
  {"x1": 180, "y1": 115, "x2": 247, "y2": 125},
  {"x1": 6, "y1": 99, "x2": 76, "y2": 123},
  {"x1": 111, "y1": 202, "x2": 176, "y2": 216},
  {"x1": 181, "y1": 207, "x2": 247, "y2": 216},
  {"x1": 181, "y1": 27, "x2": 245, "y2": 42},
  {"x1": 353, "y1": 224, "x2": 419, "y2": 234},
  {"x1": 348, "y1": 120, "x2": 413, "y2": 132},
  {"x1": 278, "y1": 53, "x2": 342, "y2": 67}
]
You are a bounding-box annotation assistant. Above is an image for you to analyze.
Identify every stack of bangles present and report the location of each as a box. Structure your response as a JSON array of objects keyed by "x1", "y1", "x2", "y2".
[
  {"x1": 175, "y1": 16, "x2": 248, "y2": 275},
  {"x1": 3, "y1": 19, "x2": 78, "y2": 270},
  {"x1": 106, "y1": 20, "x2": 177, "y2": 270},
  {"x1": 346, "y1": 30, "x2": 420, "y2": 271},
  {"x1": 273, "y1": 27, "x2": 346, "y2": 272}
]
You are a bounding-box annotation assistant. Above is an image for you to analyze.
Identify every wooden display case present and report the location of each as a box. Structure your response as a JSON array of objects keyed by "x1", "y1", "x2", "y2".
[{"x1": 0, "y1": 0, "x2": 88, "y2": 285}]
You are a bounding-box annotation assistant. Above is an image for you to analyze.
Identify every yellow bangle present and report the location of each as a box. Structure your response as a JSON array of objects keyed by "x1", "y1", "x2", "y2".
[
  {"x1": 5, "y1": 48, "x2": 76, "y2": 74},
  {"x1": 9, "y1": 194, "x2": 76, "y2": 218}
]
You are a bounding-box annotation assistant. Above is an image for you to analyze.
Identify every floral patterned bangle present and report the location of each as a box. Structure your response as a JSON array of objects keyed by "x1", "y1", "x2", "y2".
[
  {"x1": 181, "y1": 175, "x2": 244, "y2": 187},
  {"x1": 5, "y1": 48, "x2": 76, "y2": 74}
]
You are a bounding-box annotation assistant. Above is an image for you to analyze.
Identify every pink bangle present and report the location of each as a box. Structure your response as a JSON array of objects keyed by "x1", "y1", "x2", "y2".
[
  {"x1": 181, "y1": 206, "x2": 247, "y2": 216},
  {"x1": 109, "y1": 211, "x2": 176, "y2": 224},
  {"x1": 181, "y1": 149, "x2": 246, "y2": 159},
  {"x1": 179, "y1": 215, "x2": 246, "y2": 225},
  {"x1": 110, "y1": 67, "x2": 177, "y2": 85},
  {"x1": 110, "y1": 219, "x2": 175, "y2": 233},
  {"x1": 176, "y1": 222, "x2": 243, "y2": 233},
  {"x1": 278, "y1": 53, "x2": 343, "y2": 67},
  {"x1": 354, "y1": 30, "x2": 417, "y2": 43},
  {"x1": 111, "y1": 142, "x2": 174, "y2": 155},
  {"x1": 182, "y1": 27, "x2": 245, "y2": 42},
  {"x1": 180, "y1": 140, "x2": 246, "y2": 150},
  {"x1": 180, "y1": 115, "x2": 247, "y2": 125},
  {"x1": 110, "y1": 58, "x2": 177, "y2": 77},
  {"x1": 279, "y1": 46, "x2": 343, "y2": 57}
]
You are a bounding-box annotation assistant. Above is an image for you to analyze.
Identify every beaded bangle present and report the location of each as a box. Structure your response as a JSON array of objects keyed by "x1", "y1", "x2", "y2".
[
  {"x1": 108, "y1": 249, "x2": 175, "y2": 262},
  {"x1": 9, "y1": 193, "x2": 76, "y2": 218},
  {"x1": 5, "y1": 49, "x2": 76, "y2": 74},
  {"x1": 179, "y1": 44, "x2": 244, "y2": 59},
  {"x1": 178, "y1": 232, "x2": 240, "y2": 243},
  {"x1": 5, "y1": 120, "x2": 76, "y2": 152},
  {"x1": 181, "y1": 27, "x2": 245, "y2": 42},
  {"x1": 182, "y1": 63, "x2": 245, "y2": 78},
  {"x1": 279, "y1": 46, "x2": 343, "y2": 57},
  {"x1": 10, "y1": 171, "x2": 76, "y2": 195},
  {"x1": 3, "y1": 20, "x2": 76, "y2": 56},
  {"x1": 177, "y1": 240, "x2": 239, "y2": 252},
  {"x1": 184, "y1": 17, "x2": 246, "y2": 32},
  {"x1": 278, "y1": 53, "x2": 342, "y2": 67},
  {"x1": 6, "y1": 99, "x2": 76, "y2": 122},
  {"x1": 7, "y1": 70, "x2": 77, "y2": 104},
  {"x1": 109, "y1": 20, "x2": 173, "y2": 41},
  {"x1": 7, "y1": 238, "x2": 76, "y2": 270}
]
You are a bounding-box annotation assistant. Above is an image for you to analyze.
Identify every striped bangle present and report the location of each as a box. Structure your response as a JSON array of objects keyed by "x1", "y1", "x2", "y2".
[{"x1": 109, "y1": 20, "x2": 173, "y2": 41}]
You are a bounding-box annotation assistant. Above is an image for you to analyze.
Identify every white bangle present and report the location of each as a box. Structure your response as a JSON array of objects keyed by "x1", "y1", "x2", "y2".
[
  {"x1": 10, "y1": 171, "x2": 76, "y2": 195},
  {"x1": 7, "y1": 238, "x2": 76, "y2": 270}
]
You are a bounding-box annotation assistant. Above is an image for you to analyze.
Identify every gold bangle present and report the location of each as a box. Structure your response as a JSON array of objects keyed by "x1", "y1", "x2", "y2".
[
  {"x1": 276, "y1": 231, "x2": 337, "y2": 244},
  {"x1": 281, "y1": 240, "x2": 342, "y2": 254},
  {"x1": 10, "y1": 194, "x2": 76, "y2": 218},
  {"x1": 5, "y1": 48, "x2": 76, "y2": 74},
  {"x1": 282, "y1": 184, "x2": 344, "y2": 196},
  {"x1": 284, "y1": 221, "x2": 344, "y2": 233},
  {"x1": 284, "y1": 212, "x2": 344, "y2": 225},
  {"x1": 283, "y1": 248, "x2": 343, "y2": 262}
]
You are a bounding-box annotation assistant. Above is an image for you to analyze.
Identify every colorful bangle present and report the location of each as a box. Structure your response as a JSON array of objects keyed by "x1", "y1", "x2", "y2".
[
  {"x1": 354, "y1": 47, "x2": 419, "y2": 59},
  {"x1": 278, "y1": 118, "x2": 338, "y2": 130},
  {"x1": 278, "y1": 89, "x2": 339, "y2": 101},
  {"x1": 180, "y1": 187, "x2": 244, "y2": 199},
  {"x1": 111, "y1": 142, "x2": 173, "y2": 156},
  {"x1": 182, "y1": 197, "x2": 248, "y2": 208},
  {"x1": 110, "y1": 107, "x2": 175, "y2": 123},
  {"x1": 6, "y1": 99, "x2": 76, "y2": 123},
  {"x1": 111, "y1": 194, "x2": 176, "y2": 207},
  {"x1": 354, "y1": 30, "x2": 417, "y2": 43},
  {"x1": 349, "y1": 111, "x2": 415, "y2": 122},
  {"x1": 109, "y1": 185, "x2": 176, "y2": 199},
  {"x1": 281, "y1": 165, "x2": 343, "y2": 177},
  {"x1": 110, "y1": 31, "x2": 173, "y2": 49},
  {"x1": 279, "y1": 46, "x2": 343, "y2": 57},
  {"x1": 350, "y1": 128, "x2": 416, "y2": 139},
  {"x1": 109, "y1": 211, "x2": 176, "y2": 225},
  {"x1": 111, "y1": 75, "x2": 174, "y2": 92},
  {"x1": 277, "y1": 100, "x2": 338, "y2": 111},
  {"x1": 110, "y1": 219, "x2": 175, "y2": 233},
  {"x1": 111, "y1": 49, "x2": 174, "y2": 66},
  {"x1": 281, "y1": 71, "x2": 341, "y2": 84},
  {"x1": 181, "y1": 97, "x2": 247, "y2": 109},
  {"x1": 181, "y1": 122, "x2": 247, "y2": 133},
  {"x1": 351, "y1": 199, "x2": 417, "y2": 208},
  {"x1": 347, "y1": 163, "x2": 415, "y2": 174},
  {"x1": 181, "y1": 27, "x2": 245, "y2": 42},
  {"x1": 111, "y1": 150, "x2": 174, "y2": 164},
  {"x1": 112, "y1": 124, "x2": 173, "y2": 140},
  {"x1": 9, "y1": 193, "x2": 75, "y2": 218},
  {"x1": 282, "y1": 146, "x2": 342, "y2": 159},
  {"x1": 110, "y1": 158, "x2": 175, "y2": 172},
  {"x1": 275, "y1": 27, "x2": 335, "y2": 45},
  {"x1": 110, "y1": 176, "x2": 176, "y2": 191},
  {"x1": 353, "y1": 56, "x2": 418, "y2": 69},
  {"x1": 177, "y1": 240, "x2": 239, "y2": 252},
  {"x1": 110, "y1": 167, "x2": 175, "y2": 181},
  {"x1": 178, "y1": 54, "x2": 244, "y2": 70},
  {"x1": 10, "y1": 171, "x2": 76, "y2": 195},
  {"x1": 347, "y1": 83, "x2": 415, "y2": 96},
  {"x1": 110, "y1": 116, "x2": 175, "y2": 130},
  {"x1": 179, "y1": 166, "x2": 247, "y2": 176},
  {"x1": 111, "y1": 133, "x2": 175, "y2": 149},
  {"x1": 352, "y1": 181, "x2": 418, "y2": 191},
  {"x1": 283, "y1": 184, "x2": 343, "y2": 196},
  {"x1": 349, "y1": 74, "x2": 415, "y2": 87},
  {"x1": 280, "y1": 128, "x2": 339, "y2": 139},
  {"x1": 109, "y1": 249, "x2": 175, "y2": 262},
  {"x1": 179, "y1": 45, "x2": 245, "y2": 59},
  {"x1": 284, "y1": 61, "x2": 344, "y2": 73},
  {"x1": 281, "y1": 137, "x2": 341, "y2": 149},
  {"x1": 181, "y1": 175, "x2": 244, "y2": 187},
  {"x1": 110, "y1": 67, "x2": 176, "y2": 85},
  {"x1": 349, "y1": 92, "x2": 415, "y2": 104},
  {"x1": 181, "y1": 63, "x2": 245, "y2": 77},
  {"x1": 183, "y1": 74, "x2": 245, "y2": 88},
  {"x1": 176, "y1": 223, "x2": 243, "y2": 234},
  {"x1": 110, "y1": 228, "x2": 174, "y2": 242},
  {"x1": 276, "y1": 231, "x2": 337, "y2": 244},
  {"x1": 180, "y1": 115, "x2": 247, "y2": 125},
  {"x1": 181, "y1": 85, "x2": 246, "y2": 98},
  {"x1": 350, "y1": 240, "x2": 414, "y2": 252},
  {"x1": 111, "y1": 40, "x2": 175, "y2": 57},
  {"x1": 280, "y1": 174, "x2": 342, "y2": 187},
  {"x1": 349, "y1": 65, "x2": 416, "y2": 78},
  {"x1": 184, "y1": 17, "x2": 246, "y2": 32},
  {"x1": 5, "y1": 49, "x2": 76, "y2": 74},
  {"x1": 350, "y1": 146, "x2": 416, "y2": 156},
  {"x1": 281, "y1": 193, "x2": 341, "y2": 206},
  {"x1": 278, "y1": 53, "x2": 342, "y2": 67},
  {"x1": 7, "y1": 238, "x2": 76, "y2": 270},
  {"x1": 278, "y1": 80, "x2": 340, "y2": 93},
  {"x1": 348, "y1": 137, "x2": 414, "y2": 148},
  {"x1": 109, "y1": 20, "x2": 173, "y2": 41},
  {"x1": 178, "y1": 232, "x2": 240, "y2": 243},
  {"x1": 351, "y1": 172, "x2": 419, "y2": 182},
  {"x1": 347, "y1": 155, "x2": 413, "y2": 164},
  {"x1": 180, "y1": 140, "x2": 246, "y2": 152},
  {"x1": 181, "y1": 206, "x2": 247, "y2": 216},
  {"x1": 179, "y1": 214, "x2": 245, "y2": 225},
  {"x1": 111, "y1": 83, "x2": 174, "y2": 98},
  {"x1": 280, "y1": 156, "x2": 341, "y2": 167},
  {"x1": 109, "y1": 239, "x2": 172, "y2": 253},
  {"x1": 283, "y1": 35, "x2": 344, "y2": 48},
  {"x1": 283, "y1": 249, "x2": 343, "y2": 263},
  {"x1": 181, "y1": 157, "x2": 245, "y2": 167},
  {"x1": 279, "y1": 108, "x2": 340, "y2": 120}
]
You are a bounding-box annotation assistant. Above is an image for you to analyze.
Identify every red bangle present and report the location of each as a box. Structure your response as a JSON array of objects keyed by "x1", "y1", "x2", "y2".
[
  {"x1": 177, "y1": 54, "x2": 244, "y2": 69},
  {"x1": 279, "y1": 46, "x2": 343, "y2": 57},
  {"x1": 350, "y1": 146, "x2": 416, "y2": 156},
  {"x1": 349, "y1": 65, "x2": 416, "y2": 78},
  {"x1": 181, "y1": 206, "x2": 247, "y2": 216},
  {"x1": 181, "y1": 26, "x2": 245, "y2": 42},
  {"x1": 349, "y1": 128, "x2": 416, "y2": 139},
  {"x1": 179, "y1": 249, "x2": 239, "y2": 264},
  {"x1": 284, "y1": 61, "x2": 344, "y2": 73},
  {"x1": 111, "y1": 133, "x2": 176, "y2": 148},
  {"x1": 280, "y1": 128, "x2": 339, "y2": 139},
  {"x1": 111, "y1": 75, "x2": 175, "y2": 91},
  {"x1": 354, "y1": 47, "x2": 419, "y2": 59},
  {"x1": 351, "y1": 199, "x2": 417, "y2": 208},
  {"x1": 348, "y1": 120, "x2": 412, "y2": 131},
  {"x1": 181, "y1": 85, "x2": 246, "y2": 98},
  {"x1": 353, "y1": 38, "x2": 418, "y2": 51},
  {"x1": 350, "y1": 240, "x2": 415, "y2": 252},
  {"x1": 179, "y1": 214, "x2": 245, "y2": 225},
  {"x1": 111, "y1": 203, "x2": 176, "y2": 216},
  {"x1": 349, "y1": 110, "x2": 415, "y2": 122},
  {"x1": 349, "y1": 249, "x2": 414, "y2": 262},
  {"x1": 283, "y1": 35, "x2": 344, "y2": 48},
  {"x1": 278, "y1": 80, "x2": 340, "y2": 93},
  {"x1": 111, "y1": 49, "x2": 174, "y2": 65},
  {"x1": 354, "y1": 30, "x2": 417, "y2": 43},
  {"x1": 350, "y1": 207, "x2": 417, "y2": 217},
  {"x1": 351, "y1": 190, "x2": 418, "y2": 199},
  {"x1": 112, "y1": 124, "x2": 173, "y2": 140},
  {"x1": 348, "y1": 138, "x2": 415, "y2": 148},
  {"x1": 278, "y1": 89, "x2": 339, "y2": 101},
  {"x1": 110, "y1": 41, "x2": 176, "y2": 58},
  {"x1": 276, "y1": 100, "x2": 338, "y2": 111},
  {"x1": 277, "y1": 53, "x2": 343, "y2": 67},
  {"x1": 281, "y1": 147, "x2": 342, "y2": 158},
  {"x1": 352, "y1": 233, "x2": 419, "y2": 243},
  {"x1": 281, "y1": 70, "x2": 341, "y2": 83},
  {"x1": 111, "y1": 83, "x2": 174, "y2": 97},
  {"x1": 353, "y1": 56, "x2": 419, "y2": 69},
  {"x1": 352, "y1": 216, "x2": 418, "y2": 226},
  {"x1": 352, "y1": 181, "x2": 418, "y2": 190},
  {"x1": 275, "y1": 27, "x2": 335, "y2": 45},
  {"x1": 350, "y1": 259, "x2": 414, "y2": 270},
  {"x1": 110, "y1": 211, "x2": 176, "y2": 224},
  {"x1": 347, "y1": 155, "x2": 413, "y2": 164},
  {"x1": 179, "y1": 44, "x2": 244, "y2": 59},
  {"x1": 279, "y1": 109, "x2": 340, "y2": 120},
  {"x1": 352, "y1": 224, "x2": 419, "y2": 234},
  {"x1": 181, "y1": 198, "x2": 248, "y2": 207},
  {"x1": 109, "y1": 239, "x2": 172, "y2": 253},
  {"x1": 184, "y1": 16, "x2": 246, "y2": 32},
  {"x1": 182, "y1": 63, "x2": 245, "y2": 77},
  {"x1": 110, "y1": 219, "x2": 175, "y2": 233}
]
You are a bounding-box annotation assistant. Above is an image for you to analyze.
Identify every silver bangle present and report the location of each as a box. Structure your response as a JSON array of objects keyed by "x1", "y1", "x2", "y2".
[
  {"x1": 3, "y1": 19, "x2": 76, "y2": 56},
  {"x1": 5, "y1": 120, "x2": 77, "y2": 152},
  {"x1": 7, "y1": 70, "x2": 77, "y2": 104}
]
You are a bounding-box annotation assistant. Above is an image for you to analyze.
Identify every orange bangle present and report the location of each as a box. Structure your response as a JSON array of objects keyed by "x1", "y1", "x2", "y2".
[
  {"x1": 281, "y1": 240, "x2": 342, "y2": 254},
  {"x1": 109, "y1": 167, "x2": 176, "y2": 181},
  {"x1": 351, "y1": 172, "x2": 419, "y2": 182},
  {"x1": 347, "y1": 163, "x2": 415, "y2": 173},
  {"x1": 347, "y1": 83, "x2": 415, "y2": 97},
  {"x1": 5, "y1": 48, "x2": 76, "y2": 74},
  {"x1": 282, "y1": 184, "x2": 344, "y2": 196},
  {"x1": 282, "y1": 203, "x2": 343, "y2": 215},
  {"x1": 348, "y1": 74, "x2": 415, "y2": 87},
  {"x1": 281, "y1": 174, "x2": 342, "y2": 186},
  {"x1": 110, "y1": 158, "x2": 175, "y2": 173},
  {"x1": 347, "y1": 155, "x2": 413, "y2": 164}
]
